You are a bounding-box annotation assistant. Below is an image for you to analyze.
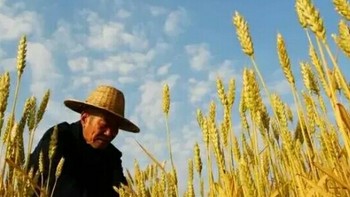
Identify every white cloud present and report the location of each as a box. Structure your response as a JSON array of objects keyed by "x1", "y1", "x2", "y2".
[
  {"x1": 0, "y1": 57, "x2": 15, "y2": 73},
  {"x1": 67, "y1": 77, "x2": 117, "y2": 94},
  {"x1": 0, "y1": 10, "x2": 41, "y2": 41},
  {"x1": 117, "y1": 9, "x2": 131, "y2": 18},
  {"x1": 157, "y1": 63, "x2": 171, "y2": 76},
  {"x1": 135, "y1": 80, "x2": 163, "y2": 129},
  {"x1": 164, "y1": 7, "x2": 188, "y2": 37},
  {"x1": 94, "y1": 79, "x2": 116, "y2": 87},
  {"x1": 171, "y1": 120, "x2": 204, "y2": 192},
  {"x1": 51, "y1": 21, "x2": 84, "y2": 54},
  {"x1": 154, "y1": 41, "x2": 170, "y2": 53},
  {"x1": 185, "y1": 43, "x2": 211, "y2": 71},
  {"x1": 118, "y1": 76, "x2": 136, "y2": 84},
  {"x1": 188, "y1": 78, "x2": 211, "y2": 104},
  {"x1": 71, "y1": 76, "x2": 91, "y2": 89},
  {"x1": 86, "y1": 11, "x2": 149, "y2": 51},
  {"x1": 46, "y1": 100, "x2": 80, "y2": 124},
  {"x1": 68, "y1": 57, "x2": 90, "y2": 72},
  {"x1": 172, "y1": 120, "x2": 202, "y2": 157},
  {"x1": 88, "y1": 21, "x2": 124, "y2": 50},
  {"x1": 0, "y1": 47, "x2": 6, "y2": 58},
  {"x1": 134, "y1": 75, "x2": 179, "y2": 130},
  {"x1": 149, "y1": 6, "x2": 167, "y2": 16},
  {"x1": 27, "y1": 43, "x2": 53, "y2": 76},
  {"x1": 91, "y1": 50, "x2": 155, "y2": 75},
  {"x1": 27, "y1": 42, "x2": 61, "y2": 96},
  {"x1": 270, "y1": 79, "x2": 291, "y2": 96},
  {"x1": 165, "y1": 75, "x2": 180, "y2": 90},
  {"x1": 208, "y1": 60, "x2": 242, "y2": 83}
]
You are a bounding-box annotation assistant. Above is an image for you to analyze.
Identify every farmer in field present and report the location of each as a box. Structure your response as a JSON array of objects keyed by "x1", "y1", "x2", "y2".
[{"x1": 29, "y1": 85, "x2": 140, "y2": 197}]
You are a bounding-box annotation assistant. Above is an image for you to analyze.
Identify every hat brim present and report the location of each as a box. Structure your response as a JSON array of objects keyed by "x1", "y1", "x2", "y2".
[{"x1": 64, "y1": 99, "x2": 140, "y2": 133}]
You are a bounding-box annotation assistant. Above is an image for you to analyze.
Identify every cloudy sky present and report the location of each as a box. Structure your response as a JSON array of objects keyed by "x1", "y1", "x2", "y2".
[{"x1": 0, "y1": 0, "x2": 346, "y2": 192}]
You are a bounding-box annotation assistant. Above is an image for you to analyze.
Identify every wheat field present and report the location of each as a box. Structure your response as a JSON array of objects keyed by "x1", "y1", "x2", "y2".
[{"x1": 2, "y1": 0, "x2": 350, "y2": 196}]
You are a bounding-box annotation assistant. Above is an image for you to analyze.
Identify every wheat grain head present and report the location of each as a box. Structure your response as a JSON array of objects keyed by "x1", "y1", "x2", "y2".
[
  {"x1": 277, "y1": 33, "x2": 295, "y2": 87},
  {"x1": 162, "y1": 84, "x2": 170, "y2": 117},
  {"x1": 233, "y1": 12, "x2": 254, "y2": 57},
  {"x1": 333, "y1": 0, "x2": 350, "y2": 21},
  {"x1": 16, "y1": 36, "x2": 27, "y2": 77}
]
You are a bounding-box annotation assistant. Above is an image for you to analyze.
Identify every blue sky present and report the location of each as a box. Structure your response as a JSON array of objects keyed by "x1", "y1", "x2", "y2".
[{"x1": 0, "y1": 0, "x2": 346, "y2": 191}]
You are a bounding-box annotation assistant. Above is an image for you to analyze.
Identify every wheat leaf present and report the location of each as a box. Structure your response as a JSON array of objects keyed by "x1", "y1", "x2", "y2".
[
  {"x1": 135, "y1": 140, "x2": 166, "y2": 173},
  {"x1": 337, "y1": 103, "x2": 350, "y2": 132},
  {"x1": 313, "y1": 162, "x2": 350, "y2": 190},
  {"x1": 300, "y1": 176, "x2": 333, "y2": 197}
]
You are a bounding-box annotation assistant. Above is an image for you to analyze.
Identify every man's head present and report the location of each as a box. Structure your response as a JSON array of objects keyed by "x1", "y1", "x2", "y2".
[
  {"x1": 64, "y1": 85, "x2": 140, "y2": 149},
  {"x1": 80, "y1": 109, "x2": 119, "y2": 149}
]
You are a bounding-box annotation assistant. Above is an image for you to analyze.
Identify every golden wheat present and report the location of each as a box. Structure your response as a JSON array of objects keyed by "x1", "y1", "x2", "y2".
[
  {"x1": 4, "y1": 1, "x2": 350, "y2": 196},
  {"x1": 193, "y1": 143, "x2": 202, "y2": 176},
  {"x1": 296, "y1": 0, "x2": 326, "y2": 41},
  {"x1": 233, "y1": 11, "x2": 254, "y2": 57},
  {"x1": 336, "y1": 20, "x2": 350, "y2": 58},
  {"x1": 277, "y1": 33, "x2": 295, "y2": 87},
  {"x1": 162, "y1": 84, "x2": 170, "y2": 117},
  {"x1": 216, "y1": 78, "x2": 227, "y2": 106},
  {"x1": 333, "y1": 0, "x2": 350, "y2": 20},
  {"x1": 16, "y1": 36, "x2": 26, "y2": 77},
  {"x1": 227, "y1": 78, "x2": 235, "y2": 109}
]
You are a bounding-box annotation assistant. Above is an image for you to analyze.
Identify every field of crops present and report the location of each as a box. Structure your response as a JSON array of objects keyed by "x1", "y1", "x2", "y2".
[{"x1": 2, "y1": 0, "x2": 350, "y2": 196}]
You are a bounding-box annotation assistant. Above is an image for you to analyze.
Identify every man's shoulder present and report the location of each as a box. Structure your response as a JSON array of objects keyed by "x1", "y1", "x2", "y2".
[
  {"x1": 39, "y1": 121, "x2": 71, "y2": 141},
  {"x1": 41, "y1": 121, "x2": 80, "y2": 150},
  {"x1": 56, "y1": 121, "x2": 71, "y2": 129},
  {"x1": 47, "y1": 121, "x2": 74, "y2": 140},
  {"x1": 58, "y1": 121, "x2": 77, "y2": 132}
]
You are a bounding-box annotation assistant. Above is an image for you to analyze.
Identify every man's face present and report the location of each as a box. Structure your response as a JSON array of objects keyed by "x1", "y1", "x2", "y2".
[{"x1": 81, "y1": 110, "x2": 119, "y2": 149}]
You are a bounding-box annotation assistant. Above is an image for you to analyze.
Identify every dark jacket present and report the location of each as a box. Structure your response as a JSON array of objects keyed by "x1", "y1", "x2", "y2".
[{"x1": 29, "y1": 121, "x2": 127, "y2": 197}]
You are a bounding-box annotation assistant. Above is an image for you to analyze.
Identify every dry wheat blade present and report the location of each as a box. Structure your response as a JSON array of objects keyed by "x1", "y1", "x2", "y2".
[{"x1": 336, "y1": 103, "x2": 350, "y2": 132}]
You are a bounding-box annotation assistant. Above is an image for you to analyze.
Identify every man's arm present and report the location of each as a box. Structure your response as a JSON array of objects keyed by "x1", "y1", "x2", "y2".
[
  {"x1": 113, "y1": 156, "x2": 128, "y2": 187},
  {"x1": 109, "y1": 147, "x2": 128, "y2": 188}
]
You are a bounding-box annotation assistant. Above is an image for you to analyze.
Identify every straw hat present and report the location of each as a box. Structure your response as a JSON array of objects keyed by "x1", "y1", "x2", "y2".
[{"x1": 64, "y1": 85, "x2": 140, "y2": 133}]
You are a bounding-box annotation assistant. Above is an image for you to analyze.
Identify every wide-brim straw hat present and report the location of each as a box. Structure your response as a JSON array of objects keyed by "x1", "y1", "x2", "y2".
[{"x1": 64, "y1": 85, "x2": 140, "y2": 133}]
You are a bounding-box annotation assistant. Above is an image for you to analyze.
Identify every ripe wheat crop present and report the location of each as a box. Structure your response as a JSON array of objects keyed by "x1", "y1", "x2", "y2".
[{"x1": 2, "y1": 1, "x2": 350, "y2": 197}]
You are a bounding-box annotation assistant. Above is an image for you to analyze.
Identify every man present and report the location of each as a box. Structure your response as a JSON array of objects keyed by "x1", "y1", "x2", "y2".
[{"x1": 29, "y1": 85, "x2": 140, "y2": 197}]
